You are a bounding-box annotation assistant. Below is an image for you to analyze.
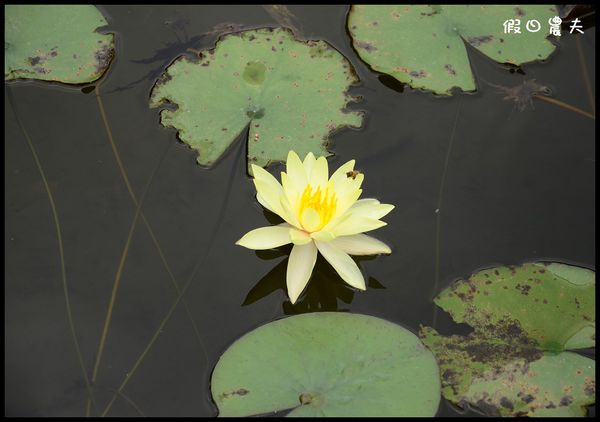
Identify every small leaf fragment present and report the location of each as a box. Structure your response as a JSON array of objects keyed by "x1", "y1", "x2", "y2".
[{"x1": 5, "y1": 5, "x2": 114, "y2": 84}]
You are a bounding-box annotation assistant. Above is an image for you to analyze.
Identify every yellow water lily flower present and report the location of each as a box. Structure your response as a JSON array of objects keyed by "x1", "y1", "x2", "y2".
[{"x1": 236, "y1": 150, "x2": 394, "y2": 304}]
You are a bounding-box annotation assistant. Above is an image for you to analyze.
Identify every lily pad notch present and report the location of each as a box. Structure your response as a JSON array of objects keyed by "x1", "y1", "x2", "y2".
[{"x1": 149, "y1": 27, "x2": 363, "y2": 172}]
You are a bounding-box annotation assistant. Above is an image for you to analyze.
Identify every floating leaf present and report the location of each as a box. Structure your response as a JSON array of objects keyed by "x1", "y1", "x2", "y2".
[
  {"x1": 149, "y1": 28, "x2": 362, "y2": 171},
  {"x1": 347, "y1": 5, "x2": 557, "y2": 95},
  {"x1": 421, "y1": 327, "x2": 595, "y2": 417},
  {"x1": 435, "y1": 263, "x2": 595, "y2": 351},
  {"x1": 420, "y1": 262, "x2": 595, "y2": 416},
  {"x1": 5, "y1": 5, "x2": 114, "y2": 84},
  {"x1": 211, "y1": 312, "x2": 440, "y2": 416}
]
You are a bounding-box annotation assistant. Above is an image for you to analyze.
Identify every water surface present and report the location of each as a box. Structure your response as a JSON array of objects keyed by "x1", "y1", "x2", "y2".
[{"x1": 5, "y1": 5, "x2": 595, "y2": 416}]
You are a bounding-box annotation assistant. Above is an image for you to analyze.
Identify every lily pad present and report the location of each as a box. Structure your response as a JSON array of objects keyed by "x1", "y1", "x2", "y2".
[
  {"x1": 421, "y1": 327, "x2": 596, "y2": 417},
  {"x1": 149, "y1": 28, "x2": 362, "y2": 171},
  {"x1": 420, "y1": 262, "x2": 595, "y2": 416},
  {"x1": 211, "y1": 312, "x2": 440, "y2": 416},
  {"x1": 5, "y1": 5, "x2": 114, "y2": 84},
  {"x1": 347, "y1": 5, "x2": 557, "y2": 95},
  {"x1": 435, "y1": 263, "x2": 595, "y2": 352}
]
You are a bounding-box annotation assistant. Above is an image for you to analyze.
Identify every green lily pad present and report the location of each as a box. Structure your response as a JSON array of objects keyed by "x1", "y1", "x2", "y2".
[
  {"x1": 5, "y1": 5, "x2": 114, "y2": 84},
  {"x1": 211, "y1": 312, "x2": 440, "y2": 416},
  {"x1": 149, "y1": 28, "x2": 362, "y2": 171},
  {"x1": 435, "y1": 263, "x2": 595, "y2": 352},
  {"x1": 420, "y1": 262, "x2": 595, "y2": 416},
  {"x1": 347, "y1": 5, "x2": 557, "y2": 95},
  {"x1": 421, "y1": 327, "x2": 595, "y2": 417}
]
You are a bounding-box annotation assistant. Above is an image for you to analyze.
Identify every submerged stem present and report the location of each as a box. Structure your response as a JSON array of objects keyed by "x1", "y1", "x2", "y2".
[
  {"x1": 6, "y1": 86, "x2": 99, "y2": 415},
  {"x1": 534, "y1": 95, "x2": 595, "y2": 120},
  {"x1": 432, "y1": 98, "x2": 462, "y2": 328},
  {"x1": 574, "y1": 34, "x2": 595, "y2": 116},
  {"x1": 87, "y1": 82, "x2": 209, "y2": 416},
  {"x1": 86, "y1": 134, "x2": 166, "y2": 417},
  {"x1": 100, "y1": 128, "x2": 247, "y2": 417}
]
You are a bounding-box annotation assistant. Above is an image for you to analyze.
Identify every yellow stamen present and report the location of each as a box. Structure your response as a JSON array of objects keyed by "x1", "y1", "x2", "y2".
[{"x1": 297, "y1": 185, "x2": 337, "y2": 232}]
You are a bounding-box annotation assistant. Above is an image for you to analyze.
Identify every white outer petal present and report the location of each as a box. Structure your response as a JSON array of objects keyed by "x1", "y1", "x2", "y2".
[
  {"x1": 253, "y1": 176, "x2": 284, "y2": 217},
  {"x1": 236, "y1": 224, "x2": 292, "y2": 250},
  {"x1": 285, "y1": 150, "x2": 308, "y2": 189},
  {"x1": 287, "y1": 242, "x2": 318, "y2": 304},
  {"x1": 330, "y1": 214, "x2": 387, "y2": 237},
  {"x1": 315, "y1": 240, "x2": 366, "y2": 290},
  {"x1": 309, "y1": 155, "x2": 329, "y2": 189},
  {"x1": 349, "y1": 199, "x2": 395, "y2": 220},
  {"x1": 329, "y1": 234, "x2": 391, "y2": 255},
  {"x1": 256, "y1": 192, "x2": 276, "y2": 214},
  {"x1": 280, "y1": 196, "x2": 301, "y2": 228},
  {"x1": 302, "y1": 152, "x2": 316, "y2": 178},
  {"x1": 310, "y1": 230, "x2": 335, "y2": 242},
  {"x1": 290, "y1": 228, "x2": 312, "y2": 245},
  {"x1": 328, "y1": 159, "x2": 355, "y2": 187},
  {"x1": 281, "y1": 172, "x2": 299, "y2": 210},
  {"x1": 332, "y1": 187, "x2": 362, "y2": 219}
]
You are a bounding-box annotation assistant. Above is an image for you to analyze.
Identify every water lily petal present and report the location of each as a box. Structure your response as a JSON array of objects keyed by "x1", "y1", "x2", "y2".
[
  {"x1": 281, "y1": 171, "x2": 299, "y2": 208},
  {"x1": 290, "y1": 228, "x2": 312, "y2": 245},
  {"x1": 236, "y1": 225, "x2": 292, "y2": 250},
  {"x1": 315, "y1": 240, "x2": 366, "y2": 290},
  {"x1": 254, "y1": 179, "x2": 284, "y2": 215},
  {"x1": 309, "y1": 155, "x2": 329, "y2": 189},
  {"x1": 279, "y1": 196, "x2": 301, "y2": 228},
  {"x1": 256, "y1": 192, "x2": 276, "y2": 214},
  {"x1": 287, "y1": 242, "x2": 318, "y2": 304},
  {"x1": 330, "y1": 214, "x2": 387, "y2": 237},
  {"x1": 330, "y1": 233, "x2": 391, "y2": 255},
  {"x1": 337, "y1": 171, "x2": 364, "y2": 192},
  {"x1": 252, "y1": 164, "x2": 285, "y2": 216},
  {"x1": 300, "y1": 207, "x2": 321, "y2": 232},
  {"x1": 333, "y1": 187, "x2": 363, "y2": 218},
  {"x1": 349, "y1": 199, "x2": 395, "y2": 220},
  {"x1": 252, "y1": 163, "x2": 283, "y2": 187},
  {"x1": 302, "y1": 152, "x2": 316, "y2": 179},
  {"x1": 328, "y1": 159, "x2": 355, "y2": 187},
  {"x1": 310, "y1": 230, "x2": 335, "y2": 242},
  {"x1": 350, "y1": 198, "x2": 379, "y2": 208},
  {"x1": 285, "y1": 150, "x2": 307, "y2": 189}
]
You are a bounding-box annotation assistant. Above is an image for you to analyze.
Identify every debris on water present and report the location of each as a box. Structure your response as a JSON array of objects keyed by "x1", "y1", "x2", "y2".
[
  {"x1": 105, "y1": 21, "x2": 246, "y2": 95},
  {"x1": 486, "y1": 78, "x2": 595, "y2": 120},
  {"x1": 202, "y1": 22, "x2": 246, "y2": 38},
  {"x1": 485, "y1": 79, "x2": 552, "y2": 111},
  {"x1": 263, "y1": 5, "x2": 302, "y2": 36}
]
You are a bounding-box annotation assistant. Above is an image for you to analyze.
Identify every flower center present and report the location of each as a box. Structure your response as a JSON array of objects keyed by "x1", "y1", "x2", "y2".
[{"x1": 297, "y1": 184, "x2": 337, "y2": 232}]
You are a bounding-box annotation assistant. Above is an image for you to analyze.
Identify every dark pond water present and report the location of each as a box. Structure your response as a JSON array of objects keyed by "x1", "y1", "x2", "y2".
[{"x1": 5, "y1": 5, "x2": 595, "y2": 417}]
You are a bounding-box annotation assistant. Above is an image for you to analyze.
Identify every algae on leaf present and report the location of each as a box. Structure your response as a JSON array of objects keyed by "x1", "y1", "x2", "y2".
[
  {"x1": 435, "y1": 262, "x2": 595, "y2": 352},
  {"x1": 211, "y1": 313, "x2": 440, "y2": 417},
  {"x1": 348, "y1": 5, "x2": 557, "y2": 95},
  {"x1": 420, "y1": 262, "x2": 595, "y2": 417},
  {"x1": 149, "y1": 28, "x2": 363, "y2": 171},
  {"x1": 5, "y1": 5, "x2": 114, "y2": 84},
  {"x1": 421, "y1": 327, "x2": 595, "y2": 417}
]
